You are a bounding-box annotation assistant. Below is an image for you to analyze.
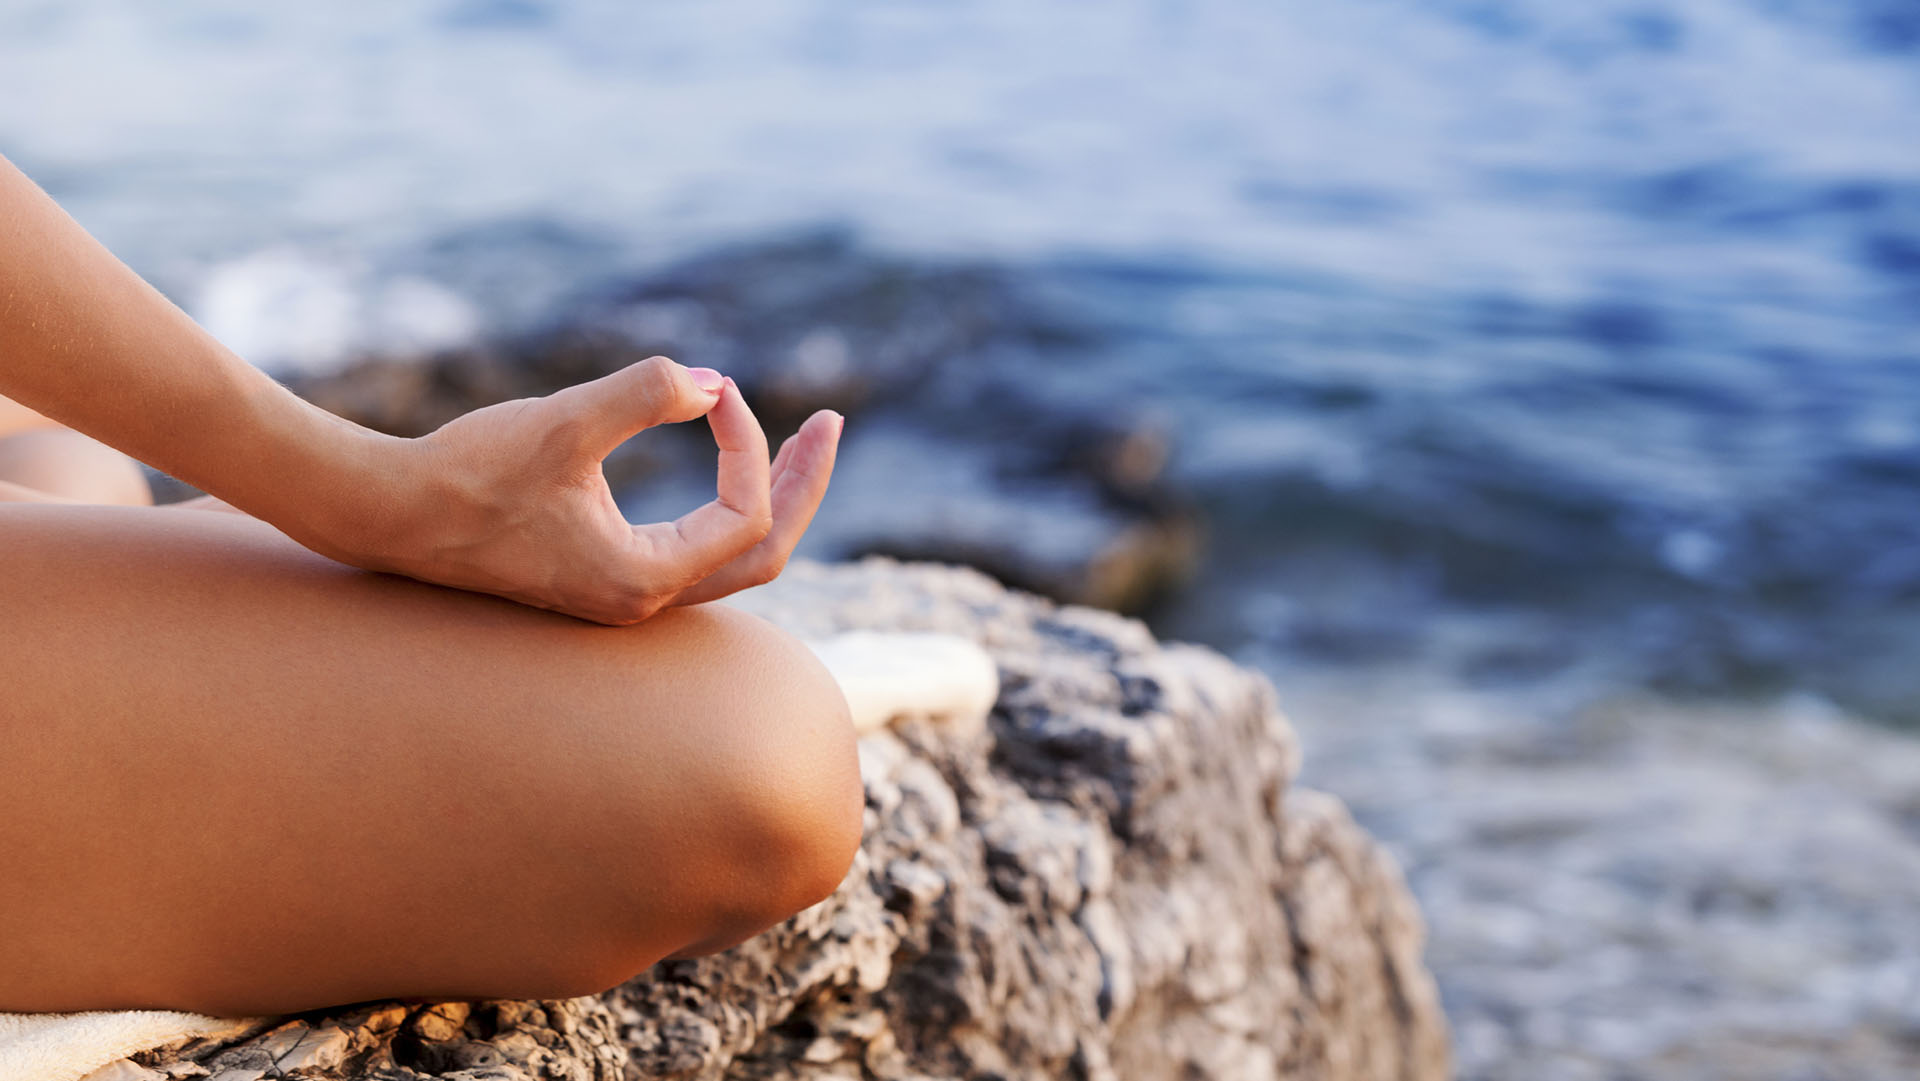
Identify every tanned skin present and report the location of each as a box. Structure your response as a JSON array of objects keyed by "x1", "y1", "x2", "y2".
[{"x1": 0, "y1": 155, "x2": 863, "y2": 1015}]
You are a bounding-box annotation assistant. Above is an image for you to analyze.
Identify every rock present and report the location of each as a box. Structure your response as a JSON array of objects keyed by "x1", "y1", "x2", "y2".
[
  {"x1": 78, "y1": 1061, "x2": 166, "y2": 1081},
  {"x1": 798, "y1": 420, "x2": 1199, "y2": 613},
  {"x1": 573, "y1": 231, "x2": 1053, "y2": 429},
  {"x1": 281, "y1": 231, "x2": 1035, "y2": 440},
  {"x1": 128, "y1": 559, "x2": 1445, "y2": 1080},
  {"x1": 272, "y1": 1025, "x2": 353, "y2": 1075},
  {"x1": 407, "y1": 1004, "x2": 472, "y2": 1045}
]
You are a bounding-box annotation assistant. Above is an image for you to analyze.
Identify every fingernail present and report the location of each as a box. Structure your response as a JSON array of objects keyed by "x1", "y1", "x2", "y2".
[
  {"x1": 827, "y1": 410, "x2": 845, "y2": 434},
  {"x1": 688, "y1": 367, "x2": 724, "y2": 393}
]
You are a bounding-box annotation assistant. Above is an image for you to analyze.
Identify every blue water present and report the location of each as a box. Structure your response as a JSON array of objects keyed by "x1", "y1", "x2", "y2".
[{"x1": 3, "y1": 0, "x2": 1918, "y2": 720}]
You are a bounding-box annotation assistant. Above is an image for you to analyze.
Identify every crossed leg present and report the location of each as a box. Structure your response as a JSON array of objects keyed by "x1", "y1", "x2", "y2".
[
  {"x1": 0, "y1": 395, "x2": 153, "y2": 506},
  {"x1": 0, "y1": 410, "x2": 862, "y2": 1017}
]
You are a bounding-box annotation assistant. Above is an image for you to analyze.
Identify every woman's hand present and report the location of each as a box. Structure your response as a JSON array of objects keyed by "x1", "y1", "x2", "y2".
[
  {"x1": 0, "y1": 157, "x2": 842, "y2": 621},
  {"x1": 317, "y1": 356, "x2": 842, "y2": 625}
]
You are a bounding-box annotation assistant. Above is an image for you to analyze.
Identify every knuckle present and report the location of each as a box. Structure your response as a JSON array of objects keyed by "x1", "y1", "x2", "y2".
[
  {"x1": 634, "y1": 355, "x2": 682, "y2": 407},
  {"x1": 751, "y1": 551, "x2": 789, "y2": 586},
  {"x1": 618, "y1": 586, "x2": 667, "y2": 624},
  {"x1": 745, "y1": 512, "x2": 775, "y2": 545},
  {"x1": 586, "y1": 580, "x2": 666, "y2": 625},
  {"x1": 603, "y1": 599, "x2": 658, "y2": 626}
]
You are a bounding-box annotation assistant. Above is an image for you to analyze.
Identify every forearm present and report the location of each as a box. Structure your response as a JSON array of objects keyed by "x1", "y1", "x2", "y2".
[
  {"x1": 0, "y1": 153, "x2": 826, "y2": 622},
  {"x1": 0, "y1": 155, "x2": 398, "y2": 548}
]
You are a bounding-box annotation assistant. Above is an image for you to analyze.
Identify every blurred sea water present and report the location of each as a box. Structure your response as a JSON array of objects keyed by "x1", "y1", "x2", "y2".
[{"x1": 3, "y1": 0, "x2": 1920, "y2": 724}]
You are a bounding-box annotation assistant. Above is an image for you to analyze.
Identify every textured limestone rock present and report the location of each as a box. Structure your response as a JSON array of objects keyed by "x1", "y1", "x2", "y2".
[{"x1": 128, "y1": 560, "x2": 1447, "y2": 1081}]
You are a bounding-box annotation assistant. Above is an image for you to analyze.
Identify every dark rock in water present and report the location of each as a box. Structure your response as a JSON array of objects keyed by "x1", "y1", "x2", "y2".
[
  {"x1": 1031, "y1": 412, "x2": 1176, "y2": 504},
  {"x1": 286, "y1": 234, "x2": 1201, "y2": 615},
  {"x1": 571, "y1": 230, "x2": 1086, "y2": 430},
  {"x1": 285, "y1": 330, "x2": 653, "y2": 439},
  {"x1": 126, "y1": 560, "x2": 1449, "y2": 1081},
  {"x1": 804, "y1": 420, "x2": 1198, "y2": 614},
  {"x1": 285, "y1": 330, "x2": 681, "y2": 491}
]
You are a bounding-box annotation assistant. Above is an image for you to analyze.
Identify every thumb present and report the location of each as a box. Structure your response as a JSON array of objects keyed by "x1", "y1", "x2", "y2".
[{"x1": 547, "y1": 355, "x2": 726, "y2": 461}]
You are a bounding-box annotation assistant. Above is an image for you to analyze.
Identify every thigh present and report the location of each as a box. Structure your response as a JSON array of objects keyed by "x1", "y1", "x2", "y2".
[{"x1": 0, "y1": 505, "x2": 858, "y2": 1015}]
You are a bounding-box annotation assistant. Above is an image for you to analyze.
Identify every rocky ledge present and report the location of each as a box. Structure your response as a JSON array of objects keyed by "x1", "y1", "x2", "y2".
[{"x1": 113, "y1": 560, "x2": 1448, "y2": 1081}]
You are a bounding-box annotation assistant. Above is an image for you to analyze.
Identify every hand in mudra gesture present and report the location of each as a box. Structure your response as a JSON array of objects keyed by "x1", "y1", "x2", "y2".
[
  {"x1": 1, "y1": 156, "x2": 836, "y2": 624},
  {"x1": 338, "y1": 356, "x2": 842, "y2": 625}
]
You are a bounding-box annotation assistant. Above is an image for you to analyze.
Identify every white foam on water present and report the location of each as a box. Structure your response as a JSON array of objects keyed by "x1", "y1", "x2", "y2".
[{"x1": 193, "y1": 249, "x2": 479, "y2": 374}]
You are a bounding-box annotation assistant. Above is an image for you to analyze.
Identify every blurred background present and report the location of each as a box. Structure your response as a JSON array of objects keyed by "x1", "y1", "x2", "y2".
[{"x1": 4, "y1": 1, "x2": 1918, "y2": 1077}]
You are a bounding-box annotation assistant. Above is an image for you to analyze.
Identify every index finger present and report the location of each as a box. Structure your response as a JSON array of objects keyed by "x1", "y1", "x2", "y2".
[{"x1": 634, "y1": 378, "x2": 774, "y2": 586}]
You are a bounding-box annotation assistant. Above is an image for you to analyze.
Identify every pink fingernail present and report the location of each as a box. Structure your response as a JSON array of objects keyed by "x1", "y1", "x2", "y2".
[{"x1": 688, "y1": 367, "x2": 724, "y2": 393}]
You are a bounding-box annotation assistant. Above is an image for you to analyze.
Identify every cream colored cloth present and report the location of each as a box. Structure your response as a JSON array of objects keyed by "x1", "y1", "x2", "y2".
[
  {"x1": 806, "y1": 630, "x2": 999, "y2": 737},
  {"x1": 0, "y1": 630, "x2": 998, "y2": 1081},
  {"x1": 0, "y1": 1011, "x2": 258, "y2": 1081}
]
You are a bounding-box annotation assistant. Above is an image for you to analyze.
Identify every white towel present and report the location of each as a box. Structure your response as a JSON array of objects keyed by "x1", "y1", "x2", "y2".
[
  {"x1": 0, "y1": 631, "x2": 998, "y2": 1081},
  {"x1": 0, "y1": 1011, "x2": 258, "y2": 1081},
  {"x1": 806, "y1": 631, "x2": 1000, "y2": 738}
]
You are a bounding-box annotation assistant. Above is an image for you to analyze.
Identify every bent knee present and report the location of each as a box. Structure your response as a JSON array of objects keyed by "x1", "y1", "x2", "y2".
[
  {"x1": 410, "y1": 607, "x2": 865, "y2": 997},
  {"x1": 696, "y1": 607, "x2": 864, "y2": 920},
  {"x1": 603, "y1": 605, "x2": 864, "y2": 955}
]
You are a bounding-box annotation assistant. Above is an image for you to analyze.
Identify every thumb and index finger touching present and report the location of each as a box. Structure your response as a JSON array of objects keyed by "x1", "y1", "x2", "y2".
[
  {"x1": 551, "y1": 354, "x2": 731, "y2": 462},
  {"x1": 549, "y1": 355, "x2": 784, "y2": 596},
  {"x1": 662, "y1": 372, "x2": 774, "y2": 571}
]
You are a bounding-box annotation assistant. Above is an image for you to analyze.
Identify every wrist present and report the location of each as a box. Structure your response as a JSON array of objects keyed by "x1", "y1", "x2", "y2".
[
  {"x1": 291, "y1": 421, "x2": 428, "y2": 571},
  {"x1": 215, "y1": 382, "x2": 424, "y2": 568}
]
